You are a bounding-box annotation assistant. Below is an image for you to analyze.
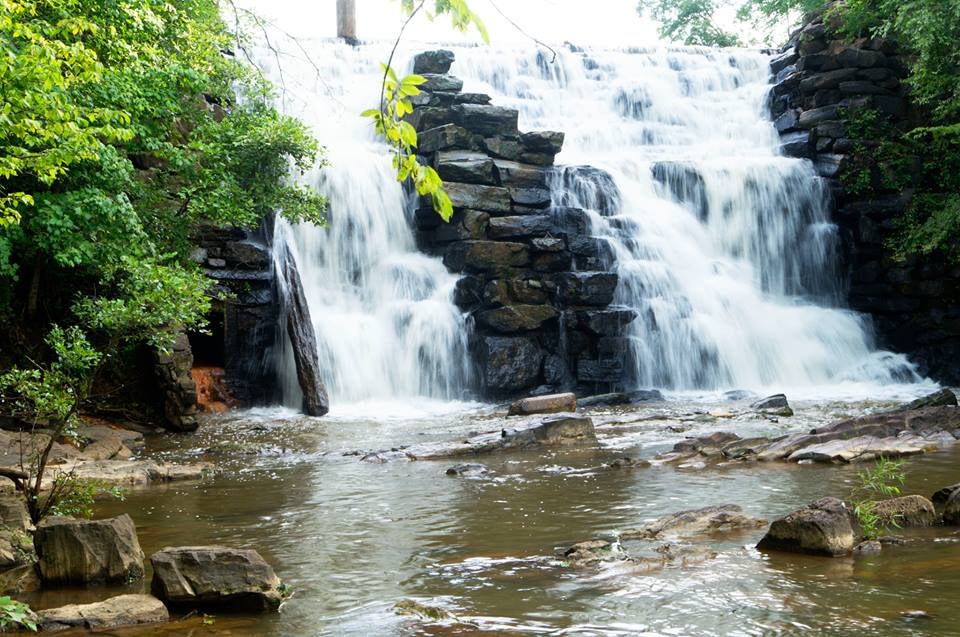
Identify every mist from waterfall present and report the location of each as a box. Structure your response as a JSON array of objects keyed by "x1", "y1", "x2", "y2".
[{"x1": 448, "y1": 45, "x2": 925, "y2": 396}]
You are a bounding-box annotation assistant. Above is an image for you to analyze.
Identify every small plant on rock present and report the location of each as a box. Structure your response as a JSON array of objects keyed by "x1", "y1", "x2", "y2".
[
  {"x1": 851, "y1": 457, "x2": 906, "y2": 540},
  {"x1": 0, "y1": 596, "x2": 36, "y2": 632}
]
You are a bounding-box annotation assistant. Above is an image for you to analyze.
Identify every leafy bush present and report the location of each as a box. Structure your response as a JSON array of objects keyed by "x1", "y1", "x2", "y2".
[
  {"x1": 851, "y1": 458, "x2": 906, "y2": 540},
  {"x1": 0, "y1": 596, "x2": 36, "y2": 632}
]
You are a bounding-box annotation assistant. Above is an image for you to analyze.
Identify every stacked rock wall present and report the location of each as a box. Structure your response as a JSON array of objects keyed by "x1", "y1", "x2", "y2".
[
  {"x1": 410, "y1": 50, "x2": 631, "y2": 398},
  {"x1": 190, "y1": 221, "x2": 281, "y2": 406},
  {"x1": 770, "y1": 12, "x2": 960, "y2": 383}
]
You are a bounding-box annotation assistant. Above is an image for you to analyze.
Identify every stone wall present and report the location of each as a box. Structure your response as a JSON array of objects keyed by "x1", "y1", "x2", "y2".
[
  {"x1": 769, "y1": 12, "x2": 960, "y2": 383},
  {"x1": 410, "y1": 50, "x2": 630, "y2": 398},
  {"x1": 190, "y1": 221, "x2": 281, "y2": 406}
]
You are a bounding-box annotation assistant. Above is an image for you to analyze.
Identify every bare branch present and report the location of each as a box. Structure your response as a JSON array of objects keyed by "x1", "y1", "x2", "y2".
[{"x1": 487, "y1": 0, "x2": 558, "y2": 63}]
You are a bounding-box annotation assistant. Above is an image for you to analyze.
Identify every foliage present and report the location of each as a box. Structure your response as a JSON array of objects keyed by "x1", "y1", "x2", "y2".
[
  {"x1": 0, "y1": 0, "x2": 327, "y2": 282},
  {"x1": 364, "y1": 0, "x2": 488, "y2": 221},
  {"x1": 47, "y1": 476, "x2": 126, "y2": 519},
  {"x1": 0, "y1": 596, "x2": 36, "y2": 632},
  {"x1": 637, "y1": 0, "x2": 741, "y2": 47},
  {"x1": 851, "y1": 458, "x2": 906, "y2": 541},
  {"x1": 73, "y1": 256, "x2": 211, "y2": 352}
]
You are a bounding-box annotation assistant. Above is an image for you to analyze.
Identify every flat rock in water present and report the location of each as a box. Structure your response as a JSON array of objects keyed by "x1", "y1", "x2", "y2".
[
  {"x1": 899, "y1": 388, "x2": 957, "y2": 411},
  {"x1": 621, "y1": 504, "x2": 766, "y2": 540},
  {"x1": 364, "y1": 415, "x2": 596, "y2": 461},
  {"x1": 508, "y1": 392, "x2": 576, "y2": 415},
  {"x1": 150, "y1": 546, "x2": 284, "y2": 611},
  {"x1": 723, "y1": 389, "x2": 757, "y2": 401},
  {"x1": 853, "y1": 540, "x2": 882, "y2": 555},
  {"x1": 757, "y1": 497, "x2": 858, "y2": 556},
  {"x1": 787, "y1": 433, "x2": 937, "y2": 463},
  {"x1": 44, "y1": 459, "x2": 213, "y2": 487},
  {"x1": 38, "y1": 594, "x2": 168, "y2": 632}
]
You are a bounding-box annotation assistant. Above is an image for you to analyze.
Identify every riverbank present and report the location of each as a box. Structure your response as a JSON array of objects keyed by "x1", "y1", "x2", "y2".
[{"x1": 3, "y1": 390, "x2": 958, "y2": 634}]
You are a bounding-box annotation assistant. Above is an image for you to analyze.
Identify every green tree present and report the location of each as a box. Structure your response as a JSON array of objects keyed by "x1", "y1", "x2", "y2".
[{"x1": 638, "y1": 0, "x2": 741, "y2": 47}]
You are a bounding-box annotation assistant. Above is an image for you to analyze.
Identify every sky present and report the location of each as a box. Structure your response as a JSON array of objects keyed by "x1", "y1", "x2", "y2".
[{"x1": 248, "y1": 0, "x2": 664, "y2": 47}]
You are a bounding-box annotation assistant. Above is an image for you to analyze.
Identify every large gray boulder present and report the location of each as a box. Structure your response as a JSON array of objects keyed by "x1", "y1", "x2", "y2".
[
  {"x1": 34, "y1": 515, "x2": 144, "y2": 585},
  {"x1": 150, "y1": 546, "x2": 284, "y2": 611},
  {"x1": 412, "y1": 49, "x2": 455, "y2": 74},
  {"x1": 750, "y1": 394, "x2": 793, "y2": 417},
  {"x1": 756, "y1": 497, "x2": 859, "y2": 556},
  {"x1": 38, "y1": 594, "x2": 168, "y2": 632}
]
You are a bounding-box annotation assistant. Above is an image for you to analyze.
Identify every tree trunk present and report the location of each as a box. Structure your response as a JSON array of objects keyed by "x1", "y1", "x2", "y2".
[{"x1": 337, "y1": 0, "x2": 357, "y2": 43}]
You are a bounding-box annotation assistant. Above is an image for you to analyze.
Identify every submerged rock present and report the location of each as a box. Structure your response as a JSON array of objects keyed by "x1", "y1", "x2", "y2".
[
  {"x1": 944, "y1": 489, "x2": 960, "y2": 525},
  {"x1": 150, "y1": 546, "x2": 284, "y2": 611},
  {"x1": 757, "y1": 497, "x2": 858, "y2": 556},
  {"x1": 932, "y1": 483, "x2": 960, "y2": 506},
  {"x1": 34, "y1": 515, "x2": 144, "y2": 585},
  {"x1": 621, "y1": 504, "x2": 766, "y2": 541},
  {"x1": 852, "y1": 540, "x2": 882, "y2": 555},
  {"x1": 507, "y1": 392, "x2": 576, "y2": 416},
  {"x1": 362, "y1": 415, "x2": 596, "y2": 462},
  {"x1": 723, "y1": 389, "x2": 757, "y2": 401},
  {"x1": 445, "y1": 463, "x2": 489, "y2": 477},
  {"x1": 38, "y1": 594, "x2": 168, "y2": 632},
  {"x1": 394, "y1": 599, "x2": 457, "y2": 622},
  {"x1": 872, "y1": 495, "x2": 938, "y2": 527},
  {"x1": 578, "y1": 390, "x2": 664, "y2": 407}
]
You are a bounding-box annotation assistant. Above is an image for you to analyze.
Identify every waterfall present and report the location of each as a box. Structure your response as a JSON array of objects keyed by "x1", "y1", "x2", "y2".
[
  {"x1": 262, "y1": 36, "x2": 924, "y2": 405},
  {"x1": 267, "y1": 43, "x2": 474, "y2": 410},
  {"x1": 447, "y1": 45, "x2": 921, "y2": 394}
]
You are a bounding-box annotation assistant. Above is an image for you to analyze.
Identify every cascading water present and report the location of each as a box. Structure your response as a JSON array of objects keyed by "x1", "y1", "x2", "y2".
[
  {"x1": 447, "y1": 44, "x2": 922, "y2": 395},
  {"x1": 263, "y1": 34, "x2": 925, "y2": 406},
  {"x1": 267, "y1": 44, "x2": 474, "y2": 411}
]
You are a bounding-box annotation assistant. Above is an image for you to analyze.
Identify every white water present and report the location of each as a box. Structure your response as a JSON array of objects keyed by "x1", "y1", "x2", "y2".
[
  {"x1": 265, "y1": 39, "x2": 930, "y2": 406},
  {"x1": 447, "y1": 44, "x2": 927, "y2": 397},
  {"x1": 268, "y1": 45, "x2": 474, "y2": 412}
]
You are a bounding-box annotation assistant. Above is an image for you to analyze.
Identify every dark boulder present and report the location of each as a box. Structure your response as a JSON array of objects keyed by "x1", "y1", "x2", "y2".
[
  {"x1": 150, "y1": 546, "x2": 284, "y2": 611},
  {"x1": 412, "y1": 49, "x2": 455, "y2": 74},
  {"x1": 445, "y1": 463, "x2": 489, "y2": 477},
  {"x1": 757, "y1": 497, "x2": 859, "y2": 556},
  {"x1": 750, "y1": 394, "x2": 793, "y2": 417}
]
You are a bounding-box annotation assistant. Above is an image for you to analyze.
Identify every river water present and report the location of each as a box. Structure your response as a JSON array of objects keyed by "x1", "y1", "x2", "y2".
[{"x1": 25, "y1": 397, "x2": 960, "y2": 636}]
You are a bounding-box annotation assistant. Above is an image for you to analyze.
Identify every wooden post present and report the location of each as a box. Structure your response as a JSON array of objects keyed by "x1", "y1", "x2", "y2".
[{"x1": 337, "y1": 0, "x2": 357, "y2": 43}]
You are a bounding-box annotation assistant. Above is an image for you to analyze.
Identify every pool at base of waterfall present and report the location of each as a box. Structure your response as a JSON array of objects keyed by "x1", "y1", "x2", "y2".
[{"x1": 26, "y1": 393, "x2": 960, "y2": 636}]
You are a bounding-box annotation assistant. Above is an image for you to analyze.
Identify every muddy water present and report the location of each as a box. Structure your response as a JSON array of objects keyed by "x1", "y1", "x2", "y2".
[{"x1": 25, "y1": 397, "x2": 960, "y2": 636}]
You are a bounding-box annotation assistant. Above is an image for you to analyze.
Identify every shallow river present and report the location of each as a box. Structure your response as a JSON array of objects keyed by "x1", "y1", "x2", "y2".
[{"x1": 25, "y1": 394, "x2": 960, "y2": 636}]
